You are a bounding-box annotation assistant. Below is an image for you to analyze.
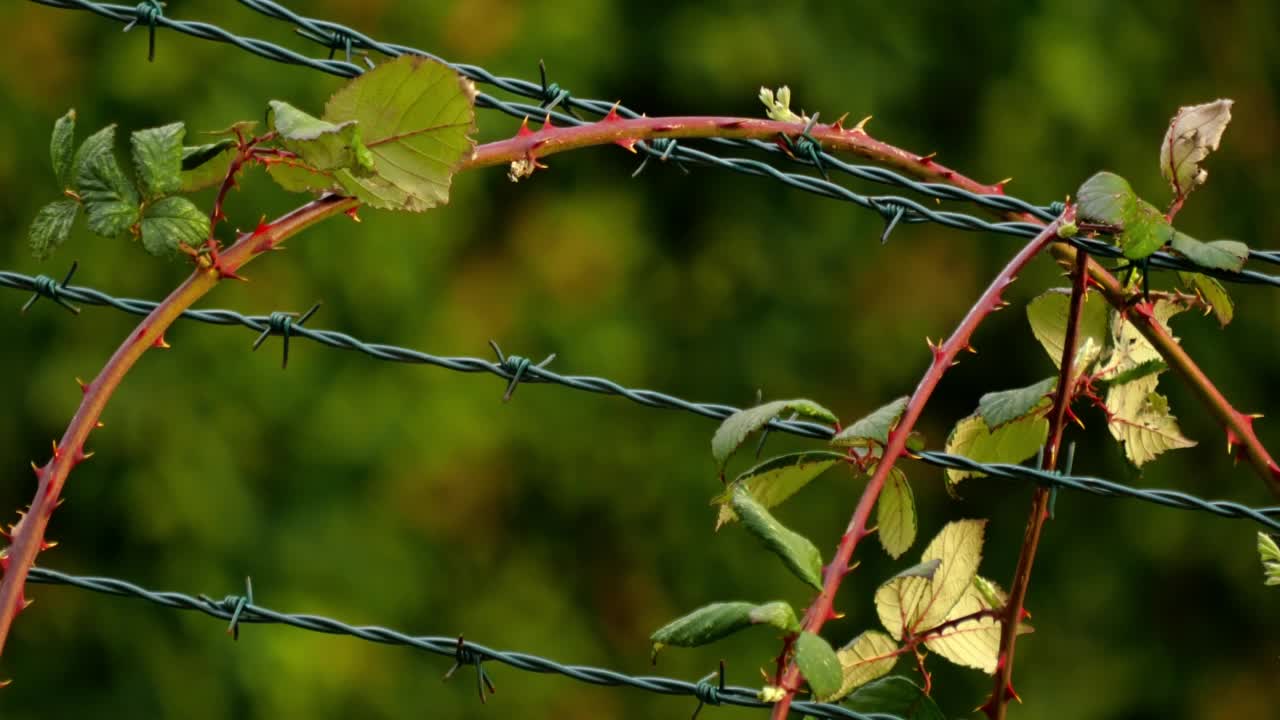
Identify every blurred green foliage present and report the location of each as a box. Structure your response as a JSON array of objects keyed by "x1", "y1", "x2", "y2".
[{"x1": 1, "y1": 1, "x2": 1278, "y2": 718}]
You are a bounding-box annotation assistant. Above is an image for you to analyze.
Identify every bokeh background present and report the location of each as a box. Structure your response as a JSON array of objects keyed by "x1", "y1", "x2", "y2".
[{"x1": 1, "y1": 1, "x2": 1278, "y2": 718}]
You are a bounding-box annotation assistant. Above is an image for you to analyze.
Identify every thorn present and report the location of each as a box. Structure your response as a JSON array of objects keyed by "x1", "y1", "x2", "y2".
[
  {"x1": 78, "y1": 449, "x2": 94, "y2": 462},
  {"x1": 76, "y1": 377, "x2": 89, "y2": 393},
  {"x1": 51, "y1": 440, "x2": 60, "y2": 459},
  {"x1": 602, "y1": 101, "x2": 624, "y2": 123},
  {"x1": 997, "y1": 177, "x2": 1014, "y2": 186},
  {"x1": 917, "y1": 151, "x2": 937, "y2": 163},
  {"x1": 39, "y1": 539, "x2": 57, "y2": 551},
  {"x1": 831, "y1": 112, "x2": 849, "y2": 131},
  {"x1": 851, "y1": 115, "x2": 872, "y2": 133},
  {"x1": 152, "y1": 334, "x2": 170, "y2": 350},
  {"x1": 964, "y1": 344, "x2": 978, "y2": 354},
  {"x1": 615, "y1": 137, "x2": 638, "y2": 153},
  {"x1": 96, "y1": 421, "x2": 105, "y2": 429},
  {"x1": 541, "y1": 112, "x2": 554, "y2": 130},
  {"x1": 30, "y1": 461, "x2": 40, "y2": 475},
  {"x1": 344, "y1": 207, "x2": 361, "y2": 223},
  {"x1": 516, "y1": 116, "x2": 535, "y2": 138},
  {"x1": 1065, "y1": 406, "x2": 1086, "y2": 429}
]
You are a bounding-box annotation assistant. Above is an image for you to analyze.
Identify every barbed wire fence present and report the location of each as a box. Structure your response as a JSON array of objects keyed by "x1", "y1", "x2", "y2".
[{"x1": 9, "y1": 0, "x2": 1280, "y2": 717}]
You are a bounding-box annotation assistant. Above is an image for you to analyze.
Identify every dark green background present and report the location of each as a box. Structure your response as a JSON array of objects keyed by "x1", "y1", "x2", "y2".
[{"x1": 1, "y1": 1, "x2": 1277, "y2": 718}]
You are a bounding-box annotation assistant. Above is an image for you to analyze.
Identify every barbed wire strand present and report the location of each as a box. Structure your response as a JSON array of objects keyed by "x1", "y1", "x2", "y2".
[
  {"x1": 25, "y1": 0, "x2": 1280, "y2": 287},
  {"x1": 5, "y1": 269, "x2": 1278, "y2": 532},
  {"x1": 24, "y1": 567, "x2": 899, "y2": 720}
]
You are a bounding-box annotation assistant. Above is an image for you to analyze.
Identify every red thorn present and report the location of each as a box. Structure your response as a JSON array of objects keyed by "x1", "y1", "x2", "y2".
[
  {"x1": 602, "y1": 102, "x2": 624, "y2": 123},
  {"x1": 30, "y1": 461, "x2": 41, "y2": 476},
  {"x1": 344, "y1": 207, "x2": 361, "y2": 223},
  {"x1": 76, "y1": 377, "x2": 89, "y2": 394},
  {"x1": 95, "y1": 421, "x2": 105, "y2": 429},
  {"x1": 0, "y1": 678, "x2": 12, "y2": 689},
  {"x1": 1020, "y1": 607, "x2": 1032, "y2": 621},
  {"x1": 76, "y1": 449, "x2": 94, "y2": 463},
  {"x1": 516, "y1": 116, "x2": 535, "y2": 138},
  {"x1": 51, "y1": 440, "x2": 60, "y2": 460},
  {"x1": 1065, "y1": 405, "x2": 1086, "y2": 429},
  {"x1": 249, "y1": 216, "x2": 271, "y2": 238},
  {"x1": 718, "y1": 120, "x2": 746, "y2": 130},
  {"x1": 39, "y1": 539, "x2": 57, "y2": 551},
  {"x1": 1005, "y1": 680, "x2": 1022, "y2": 704},
  {"x1": 832, "y1": 112, "x2": 849, "y2": 131},
  {"x1": 152, "y1": 334, "x2": 171, "y2": 350},
  {"x1": 615, "y1": 138, "x2": 638, "y2": 153},
  {"x1": 917, "y1": 152, "x2": 937, "y2": 164},
  {"x1": 541, "y1": 112, "x2": 554, "y2": 131}
]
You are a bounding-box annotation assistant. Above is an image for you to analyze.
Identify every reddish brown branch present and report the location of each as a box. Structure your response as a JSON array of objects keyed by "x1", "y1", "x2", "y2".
[
  {"x1": 981, "y1": 248, "x2": 1089, "y2": 719},
  {"x1": 769, "y1": 209, "x2": 1073, "y2": 718}
]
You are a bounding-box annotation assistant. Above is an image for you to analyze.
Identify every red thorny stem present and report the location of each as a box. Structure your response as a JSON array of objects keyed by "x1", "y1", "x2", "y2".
[
  {"x1": 0, "y1": 110, "x2": 1017, "y2": 666},
  {"x1": 980, "y1": 248, "x2": 1090, "y2": 719},
  {"x1": 770, "y1": 208, "x2": 1074, "y2": 719}
]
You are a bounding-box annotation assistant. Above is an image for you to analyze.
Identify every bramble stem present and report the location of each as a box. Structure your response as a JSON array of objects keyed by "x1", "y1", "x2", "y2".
[
  {"x1": 0, "y1": 194, "x2": 357, "y2": 659},
  {"x1": 769, "y1": 210, "x2": 1073, "y2": 719},
  {"x1": 982, "y1": 248, "x2": 1089, "y2": 719}
]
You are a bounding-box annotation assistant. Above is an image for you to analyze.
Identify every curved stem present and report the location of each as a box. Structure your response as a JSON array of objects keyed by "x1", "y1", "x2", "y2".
[
  {"x1": 0, "y1": 195, "x2": 357, "y2": 659},
  {"x1": 770, "y1": 210, "x2": 1072, "y2": 718}
]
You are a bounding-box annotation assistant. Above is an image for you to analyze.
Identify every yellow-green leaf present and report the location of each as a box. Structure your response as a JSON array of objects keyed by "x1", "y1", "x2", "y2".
[
  {"x1": 1105, "y1": 377, "x2": 1196, "y2": 467},
  {"x1": 873, "y1": 559, "x2": 938, "y2": 640},
  {"x1": 833, "y1": 630, "x2": 899, "y2": 700},
  {"x1": 1178, "y1": 272, "x2": 1233, "y2": 327},
  {"x1": 943, "y1": 415, "x2": 1048, "y2": 487},
  {"x1": 876, "y1": 468, "x2": 916, "y2": 560},
  {"x1": 1258, "y1": 533, "x2": 1280, "y2": 587},
  {"x1": 1026, "y1": 288, "x2": 1108, "y2": 372},
  {"x1": 921, "y1": 576, "x2": 1008, "y2": 673},
  {"x1": 712, "y1": 451, "x2": 845, "y2": 530}
]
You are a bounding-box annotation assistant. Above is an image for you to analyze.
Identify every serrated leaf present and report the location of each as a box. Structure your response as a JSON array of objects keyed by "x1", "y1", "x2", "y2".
[
  {"x1": 131, "y1": 122, "x2": 185, "y2": 199},
  {"x1": 713, "y1": 451, "x2": 845, "y2": 530},
  {"x1": 943, "y1": 415, "x2": 1048, "y2": 487},
  {"x1": 795, "y1": 631, "x2": 843, "y2": 702},
  {"x1": 1178, "y1": 272, "x2": 1233, "y2": 327},
  {"x1": 322, "y1": 55, "x2": 477, "y2": 211},
  {"x1": 139, "y1": 196, "x2": 210, "y2": 256},
  {"x1": 844, "y1": 676, "x2": 945, "y2": 720},
  {"x1": 649, "y1": 601, "x2": 797, "y2": 661},
  {"x1": 51, "y1": 109, "x2": 76, "y2": 189},
  {"x1": 268, "y1": 100, "x2": 373, "y2": 174},
  {"x1": 1169, "y1": 231, "x2": 1248, "y2": 273},
  {"x1": 73, "y1": 125, "x2": 140, "y2": 238},
  {"x1": 876, "y1": 468, "x2": 916, "y2": 559},
  {"x1": 731, "y1": 487, "x2": 824, "y2": 590},
  {"x1": 832, "y1": 397, "x2": 909, "y2": 449},
  {"x1": 921, "y1": 576, "x2": 1010, "y2": 673},
  {"x1": 1161, "y1": 99, "x2": 1232, "y2": 197},
  {"x1": 265, "y1": 160, "x2": 338, "y2": 193},
  {"x1": 1026, "y1": 288, "x2": 1108, "y2": 372},
  {"x1": 833, "y1": 630, "x2": 899, "y2": 700},
  {"x1": 1105, "y1": 376, "x2": 1196, "y2": 467},
  {"x1": 1258, "y1": 533, "x2": 1280, "y2": 587},
  {"x1": 915, "y1": 519, "x2": 986, "y2": 631},
  {"x1": 1096, "y1": 300, "x2": 1186, "y2": 382},
  {"x1": 1099, "y1": 358, "x2": 1166, "y2": 387},
  {"x1": 1120, "y1": 199, "x2": 1175, "y2": 261},
  {"x1": 977, "y1": 377, "x2": 1057, "y2": 430},
  {"x1": 873, "y1": 559, "x2": 939, "y2": 640},
  {"x1": 1077, "y1": 171, "x2": 1136, "y2": 225},
  {"x1": 712, "y1": 400, "x2": 838, "y2": 473},
  {"x1": 179, "y1": 140, "x2": 237, "y2": 192},
  {"x1": 28, "y1": 199, "x2": 79, "y2": 260}
]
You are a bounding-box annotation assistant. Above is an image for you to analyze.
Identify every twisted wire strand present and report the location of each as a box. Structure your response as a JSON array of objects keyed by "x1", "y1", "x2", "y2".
[
  {"x1": 5, "y1": 269, "x2": 1278, "y2": 532},
  {"x1": 27, "y1": 0, "x2": 1280, "y2": 286},
  {"x1": 24, "y1": 567, "x2": 898, "y2": 720}
]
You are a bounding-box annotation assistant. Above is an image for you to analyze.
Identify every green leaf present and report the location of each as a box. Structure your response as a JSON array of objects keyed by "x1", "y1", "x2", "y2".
[
  {"x1": 1119, "y1": 199, "x2": 1175, "y2": 261},
  {"x1": 795, "y1": 631, "x2": 843, "y2": 702},
  {"x1": 1096, "y1": 300, "x2": 1186, "y2": 382},
  {"x1": 876, "y1": 468, "x2": 916, "y2": 560},
  {"x1": 977, "y1": 377, "x2": 1057, "y2": 430},
  {"x1": 266, "y1": 160, "x2": 339, "y2": 194},
  {"x1": 1098, "y1": 358, "x2": 1166, "y2": 387},
  {"x1": 1169, "y1": 231, "x2": 1248, "y2": 273},
  {"x1": 844, "y1": 676, "x2": 945, "y2": 720},
  {"x1": 943, "y1": 415, "x2": 1048, "y2": 487},
  {"x1": 1178, "y1": 271, "x2": 1233, "y2": 327},
  {"x1": 73, "y1": 125, "x2": 140, "y2": 238},
  {"x1": 180, "y1": 140, "x2": 237, "y2": 192},
  {"x1": 28, "y1": 199, "x2": 79, "y2": 260},
  {"x1": 712, "y1": 451, "x2": 845, "y2": 530},
  {"x1": 51, "y1": 109, "x2": 76, "y2": 189},
  {"x1": 131, "y1": 122, "x2": 185, "y2": 199},
  {"x1": 730, "y1": 487, "x2": 824, "y2": 590},
  {"x1": 1026, "y1": 288, "x2": 1108, "y2": 372},
  {"x1": 1258, "y1": 533, "x2": 1280, "y2": 587},
  {"x1": 322, "y1": 55, "x2": 477, "y2": 211},
  {"x1": 711, "y1": 399, "x2": 838, "y2": 473},
  {"x1": 1161, "y1": 99, "x2": 1233, "y2": 197},
  {"x1": 1104, "y1": 377, "x2": 1196, "y2": 467},
  {"x1": 649, "y1": 601, "x2": 798, "y2": 661},
  {"x1": 831, "y1": 396, "x2": 909, "y2": 449},
  {"x1": 1076, "y1": 171, "x2": 1136, "y2": 225},
  {"x1": 833, "y1": 630, "x2": 899, "y2": 700},
  {"x1": 139, "y1": 196, "x2": 210, "y2": 256},
  {"x1": 268, "y1": 100, "x2": 373, "y2": 174}
]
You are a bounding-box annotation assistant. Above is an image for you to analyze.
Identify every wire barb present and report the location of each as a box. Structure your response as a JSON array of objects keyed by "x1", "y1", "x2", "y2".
[
  {"x1": 443, "y1": 636, "x2": 497, "y2": 704},
  {"x1": 21, "y1": 261, "x2": 81, "y2": 315},
  {"x1": 633, "y1": 138, "x2": 689, "y2": 177},
  {"x1": 537, "y1": 60, "x2": 579, "y2": 119},
  {"x1": 252, "y1": 302, "x2": 321, "y2": 369},
  {"x1": 122, "y1": 0, "x2": 165, "y2": 61},
  {"x1": 198, "y1": 576, "x2": 253, "y2": 641},
  {"x1": 489, "y1": 340, "x2": 556, "y2": 402},
  {"x1": 691, "y1": 660, "x2": 726, "y2": 719}
]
